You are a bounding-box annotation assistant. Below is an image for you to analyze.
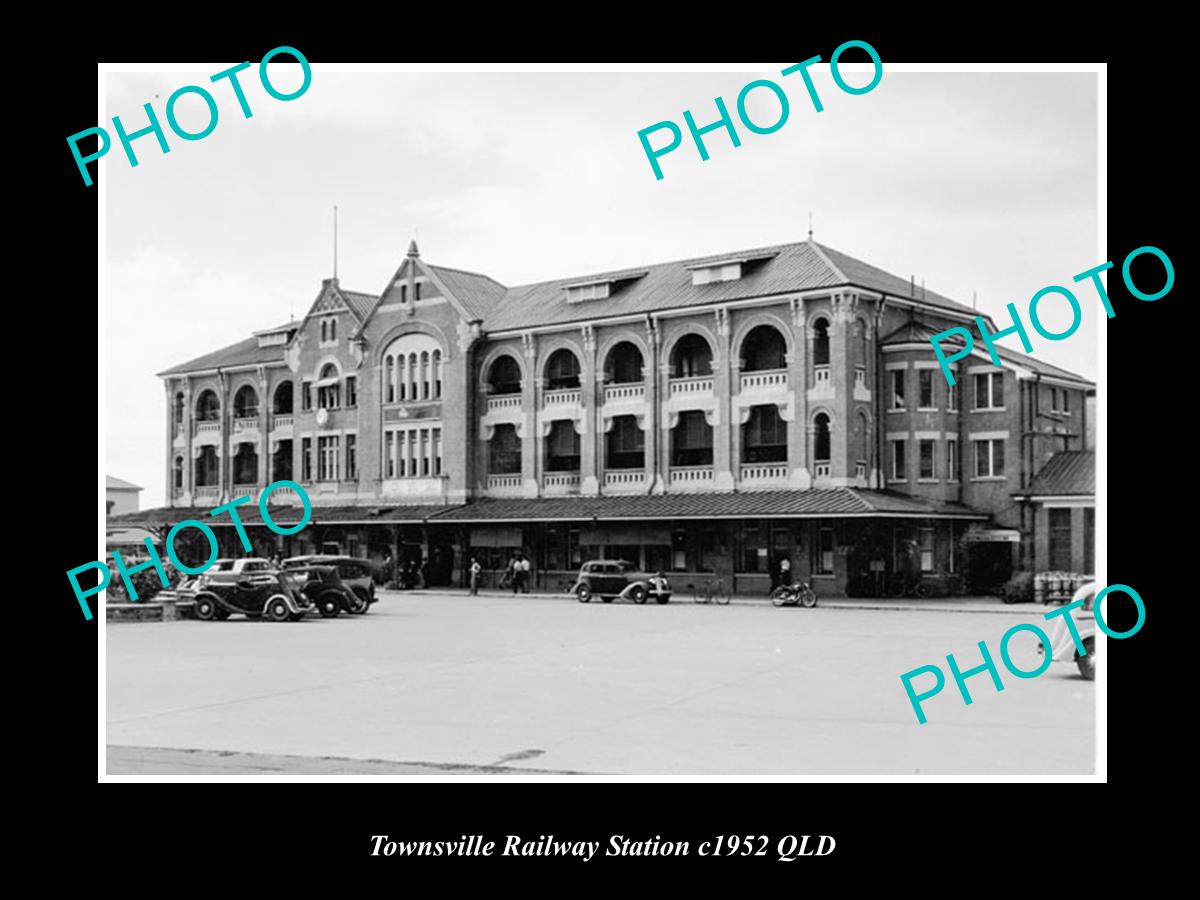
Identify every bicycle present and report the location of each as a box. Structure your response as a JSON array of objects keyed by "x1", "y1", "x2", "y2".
[
  {"x1": 691, "y1": 577, "x2": 731, "y2": 605},
  {"x1": 770, "y1": 581, "x2": 818, "y2": 608},
  {"x1": 886, "y1": 575, "x2": 930, "y2": 599}
]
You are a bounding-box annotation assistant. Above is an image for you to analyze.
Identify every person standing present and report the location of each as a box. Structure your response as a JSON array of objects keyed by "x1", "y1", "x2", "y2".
[
  {"x1": 469, "y1": 557, "x2": 482, "y2": 595},
  {"x1": 779, "y1": 556, "x2": 792, "y2": 587},
  {"x1": 519, "y1": 555, "x2": 532, "y2": 593}
]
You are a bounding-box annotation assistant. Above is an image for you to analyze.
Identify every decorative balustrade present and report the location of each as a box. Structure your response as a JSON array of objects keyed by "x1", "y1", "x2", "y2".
[
  {"x1": 543, "y1": 472, "x2": 581, "y2": 491},
  {"x1": 193, "y1": 486, "x2": 219, "y2": 501},
  {"x1": 487, "y1": 474, "x2": 522, "y2": 494},
  {"x1": 603, "y1": 383, "x2": 645, "y2": 403},
  {"x1": 740, "y1": 464, "x2": 788, "y2": 481},
  {"x1": 271, "y1": 414, "x2": 294, "y2": 429},
  {"x1": 669, "y1": 466, "x2": 714, "y2": 486},
  {"x1": 544, "y1": 389, "x2": 581, "y2": 406},
  {"x1": 669, "y1": 376, "x2": 714, "y2": 397},
  {"x1": 604, "y1": 470, "x2": 645, "y2": 487},
  {"x1": 739, "y1": 369, "x2": 787, "y2": 391},
  {"x1": 194, "y1": 421, "x2": 220, "y2": 435},
  {"x1": 233, "y1": 416, "x2": 259, "y2": 433},
  {"x1": 232, "y1": 486, "x2": 257, "y2": 499},
  {"x1": 487, "y1": 395, "x2": 523, "y2": 413},
  {"x1": 813, "y1": 365, "x2": 831, "y2": 385},
  {"x1": 813, "y1": 461, "x2": 832, "y2": 478}
]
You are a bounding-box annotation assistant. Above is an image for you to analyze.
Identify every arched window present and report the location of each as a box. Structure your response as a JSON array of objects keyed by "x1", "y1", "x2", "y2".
[
  {"x1": 273, "y1": 439, "x2": 293, "y2": 481},
  {"x1": 812, "y1": 318, "x2": 831, "y2": 366},
  {"x1": 489, "y1": 424, "x2": 522, "y2": 474},
  {"x1": 195, "y1": 390, "x2": 220, "y2": 422},
  {"x1": 317, "y1": 363, "x2": 341, "y2": 410},
  {"x1": 814, "y1": 413, "x2": 831, "y2": 462},
  {"x1": 320, "y1": 363, "x2": 338, "y2": 380},
  {"x1": 742, "y1": 405, "x2": 787, "y2": 463},
  {"x1": 273, "y1": 381, "x2": 293, "y2": 415},
  {"x1": 603, "y1": 342, "x2": 644, "y2": 384},
  {"x1": 397, "y1": 355, "x2": 406, "y2": 401},
  {"x1": 173, "y1": 456, "x2": 183, "y2": 490},
  {"x1": 606, "y1": 415, "x2": 645, "y2": 469},
  {"x1": 173, "y1": 392, "x2": 184, "y2": 427},
  {"x1": 382, "y1": 333, "x2": 445, "y2": 403},
  {"x1": 671, "y1": 334, "x2": 713, "y2": 378},
  {"x1": 421, "y1": 350, "x2": 431, "y2": 399},
  {"x1": 740, "y1": 325, "x2": 787, "y2": 372},
  {"x1": 545, "y1": 420, "x2": 581, "y2": 471},
  {"x1": 855, "y1": 319, "x2": 868, "y2": 366},
  {"x1": 545, "y1": 349, "x2": 581, "y2": 390},
  {"x1": 671, "y1": 410, "x2": 713, "y2": 467},
  {"x1": 433, "y1": 350, "x2": 443, "y2": 398},
  {"x1": 408, "y1": 353, "x2": 418, "y2": 400},
  {"x1": 330, "y1": 319, "x2": 337, "y2": 341},
  {"x1": 385, "y1": 356, "x2": 395, "y2": 403},
  {"x1": 233, "y1": 385, "x2": 259, "y2": 419},
  {"x1": 487, "y1": 356, "x2": 523, "y2": 395},
  {"x1": 856, "y1": 410, "x2": 870, "y2": 466},
  {"x1": 321, "y1": 321, "x2": 327, "y2": 342}
]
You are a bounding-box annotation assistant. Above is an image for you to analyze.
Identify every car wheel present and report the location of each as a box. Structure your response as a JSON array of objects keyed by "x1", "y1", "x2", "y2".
[
  {"x1": 576, "y1": 584, "x2": 592, "y2": 603},
  {"x1": 317, "y1": 593, "x2": 341, "y2": 618},
  {"x1": 655, "y1": 594, "x2": 670, "y2": 605},
  {"x1": 629, "y1": 585, "x2": 647, "y2": 604},
  {"x1": 266, "y1": 595, "x2": 292, "y2": 622},
  {"x1": 349, "y1": 589, "x2": 370, "y2": 614},
  {"x1": 1077, "y1": 637, "x2": 1095, "y2": 681},
  {"x1": 193, "y1": 595, "x2": 218, "y2": 621}
]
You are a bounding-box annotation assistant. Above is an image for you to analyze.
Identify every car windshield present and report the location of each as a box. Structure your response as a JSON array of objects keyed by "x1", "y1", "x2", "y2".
[{"x1": 211, "y1": 560, "x2": 234, "y2": 572}]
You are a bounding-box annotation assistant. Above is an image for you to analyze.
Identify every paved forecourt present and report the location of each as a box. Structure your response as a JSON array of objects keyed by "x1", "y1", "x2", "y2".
[{"x1": 106, "y1": 591, "x2": 1094, "y2": 775}]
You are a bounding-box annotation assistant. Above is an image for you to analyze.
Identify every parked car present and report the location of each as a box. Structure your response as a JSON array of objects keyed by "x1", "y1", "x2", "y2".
[
  {"x1": 187, "y1": 569, "x2": 311, "y2": 622},
  {"x1": 209, "y1": 558, "x2": 277, "y2": 575},
  {"x1": 1039, "y1": 581, "x2": 1096, "y2": 680},
  {"x1": 282, "y1": 556, "x2": 374, "y2": 613},
  {"x1": 280, "y1": 564, "x2": 359, "y2": 618},
  {"x1": 571, "y1": 560, "x2": 671, "y2": 604}
]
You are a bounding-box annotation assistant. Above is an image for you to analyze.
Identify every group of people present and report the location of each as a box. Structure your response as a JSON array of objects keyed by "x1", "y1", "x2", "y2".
[{"x1": 466, "y1": 553, "x2": 532, "y2": 595}]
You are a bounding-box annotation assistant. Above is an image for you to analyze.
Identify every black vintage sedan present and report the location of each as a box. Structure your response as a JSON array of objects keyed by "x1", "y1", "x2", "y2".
[
  {"x1": 281, "y1": 565, "x2": 359, "y2": 618},
  {"x1": 188, "y1": 570, "x2": 311, "y2": 622},
  {"x1": 282, "y1": 556, "x2": 374, "y2": 614}
]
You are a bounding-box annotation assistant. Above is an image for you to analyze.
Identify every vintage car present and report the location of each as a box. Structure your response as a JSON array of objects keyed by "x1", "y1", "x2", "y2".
[
  {"x1": 571, "y1": 560, "x2": 671, "y2": 604},
  {"x1": 188, "y1": 569, "x2": 312, "y2": 622},
  {"x1": 282, "y1": 556, "x2": 374, "y2": 613},
  {"x1": 1038, "y1": 581, "x2": 1096, "y2": 680},
  {"x1": 280, "y1": 564, "x2": 360, "y2": 617}
]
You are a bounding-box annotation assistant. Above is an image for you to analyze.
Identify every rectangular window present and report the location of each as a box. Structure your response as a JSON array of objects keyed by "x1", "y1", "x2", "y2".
[
  {"x1": 918, "y1": 369, "x2": 934, "y2": 408},
  {"x1": 1063, "y1": 391, "x2": 1070, "y2": 414},
  {"x1": 947, "y1": 439, "x2": 959, "y2": 482},
  {"x1": 301, "y1": 381, "x2": 312, "y2": 411},
  {"x1": 397, "y1": 430, "x2": 406, "y2": 477},
  {"x1": 974, "y1": 438, "x2": 1006, "y2": 478},
  {"x1": 346, "y1": 434, "x2": 357, "y2": 479},
  {"x1": 890, "y1": 439, "x2": 907, "y2": 481},
  {"x1": 948, "y1": 381, "x2": 958, "y2": 412},
  {"x1": 318, "y1": 435, "x2": 340, "y2": 481},
  {"x1": 919, "y1": 439, "x2": 936, "y2": 479},
  {"x1": 974, "y1": 371, "x2": 1003, "y2": 409},
  {"x1": 301, "y1": 437, "x2": 312, "y2": 481},
  {"x1": 421, "y1": 429, "x2": 430, "y2": 476},
  {"x1": 408, "y1": 432, "x2": 417, "y2": 477},
  {"x1": 817, "y1": 528, "x2": 835, "y2": 575},
  {"x1": 433, "y1": 428, "x2": 442, "y2": 476},
  {"x1": 1049, "y1": 387, "x2": 1059, "y2": 413},
  {"x1": 919, "y1": 528, "x2": 934, "y2": 573},
  {"x1": 346, "y1": 376, "x2": 357, "y2": 409},
  {"x1": 384, "y1": 432, "x2": 394, "y2": 478},
  {"x1": 1084, "y1": 507, "x2": 1095, "y2": 573},
  {"x1": 1049, "y1": 508, "x2": 1072, "y2": 571},
  {"x1": 890, "y1": 369, "x2": 906, "y2": 410}
]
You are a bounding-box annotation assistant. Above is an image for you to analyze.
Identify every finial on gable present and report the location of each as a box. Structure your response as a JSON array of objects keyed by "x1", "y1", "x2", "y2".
[{"x1": 408, "y1": 239, "x2": 420, "y2": 258}]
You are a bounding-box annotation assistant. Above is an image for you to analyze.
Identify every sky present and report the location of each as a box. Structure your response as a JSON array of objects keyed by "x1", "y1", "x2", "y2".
[{"x1": 105, "y1": 66, "x2": 1100, "y2": 508}]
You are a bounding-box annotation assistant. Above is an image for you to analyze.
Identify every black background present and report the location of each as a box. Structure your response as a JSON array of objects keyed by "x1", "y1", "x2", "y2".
[{"x1": 34, "y1": 12, "x2": 1176, "y2": 884}]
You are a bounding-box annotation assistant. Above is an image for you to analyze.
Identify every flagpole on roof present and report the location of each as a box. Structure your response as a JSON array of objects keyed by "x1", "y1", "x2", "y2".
[{"x1": 333, "y1": 205, "x2": 338, "y2": 280}]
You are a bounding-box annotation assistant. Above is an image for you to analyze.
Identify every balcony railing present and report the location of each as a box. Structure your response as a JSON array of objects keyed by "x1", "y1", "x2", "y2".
[
  {"x1": 232, "y1": 486, "x2": 257, "y2": 499},
  {"x1": 487, "y1": 394, "x2": 523, "y2": 413},
  {"x1": 604, "y1": 469, "x2": 645, "y2": 487},
  {"x1": 194, "y1": 485, "x2": 219, "y2": 501},
  {"x1": 813, "y1": 461, "x2": 831, "y2": 478},
  {"x1": 272, "y1": 414, "x2": 294, "y2": 429},
  {"x1": 668, "y1": 466, "x2": 714, "y2": 486},
  {"x1": 739, "y1": 369, "x2": 787, "y2": 391},
  {"x1": 487, "y1": 473, "x2": 523, "y2": 495},
  {"x1": 740, "y1": 463, "x2": 788, "y2": 481},
  {"x1": 194, "y1": 421, "x2": 220, "y2": 435},
  {"x1": 543, "y1": 472, "x2": 580, "y2": 491},
  {"x1": 669, "y1": 376, "x2": 714, "y2": 397},
  {"x1": 813, "y1": 365, "x2": 831, "y2": 385},
  {"x1": 855, "y1": 462, "x2": 867, "y2": 481},
  {"x1": 604, "y1": 383, "x2": 644, "y2": 403},
  {"x1": 233, "y1": 416, "x2": 259, "y2": 433},
  {"x1": 544, "y1": 388, "x2": 581, "y2": 406}
]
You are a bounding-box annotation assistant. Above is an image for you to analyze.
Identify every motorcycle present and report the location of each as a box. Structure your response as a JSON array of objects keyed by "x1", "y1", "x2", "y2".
[{"x1": 770, "y1": 581, "x2": 818, "y2": 608}]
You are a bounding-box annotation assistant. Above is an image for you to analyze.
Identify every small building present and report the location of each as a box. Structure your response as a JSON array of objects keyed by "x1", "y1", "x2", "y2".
[
  {"x1": 1017, "y1": 450, "x2": 1095, "y2": 575},
  {"x1": 106, "y1": 475, "x2": 143, "y2": 516}
]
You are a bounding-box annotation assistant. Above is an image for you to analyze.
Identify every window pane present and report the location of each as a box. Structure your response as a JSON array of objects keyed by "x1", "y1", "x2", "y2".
[
  {"x1": 1049, "y1": 508, "x2": 1072, "y2": 571},
  {"x1": 974, "y1": 440, "x2": 987, "y2": 477},
  {"x1": 992, "y1": 438, "x2": 1005, "y2": 476},
  {"x1": 919, "y1": 440, "x2": 935, "y2": 479},
  {"x1": 919, "y1": 370, "x2": 933, "y2": 407}
]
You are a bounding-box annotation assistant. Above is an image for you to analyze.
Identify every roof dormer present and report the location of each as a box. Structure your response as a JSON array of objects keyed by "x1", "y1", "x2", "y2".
[{"x1": 562, "y1": 270, "x2": 649, "y2": 304}]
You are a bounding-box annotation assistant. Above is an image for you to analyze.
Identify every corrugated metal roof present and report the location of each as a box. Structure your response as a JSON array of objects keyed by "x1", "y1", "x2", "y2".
[
  {"x1": 109, "y1": 504, "x2": 464, "y2": 528},
  {"x1": 158, "y1": 335, "x2": 285, "y2": 376},
  {"x1": 428, "y1": 265, "x2": 507, "y2": 320},
  {"x1": 106, "y1": 475, "x2": 143, "y2": 490},
  {"x1": 1021, "y1": 451, "x2": 1095, "y2": 498},
  {"x1": 480, "y1": 240, "x2": 979, "y2": 333},
  {"x1": 340, "y1": 289, "x2": 378, "y2": 321}
]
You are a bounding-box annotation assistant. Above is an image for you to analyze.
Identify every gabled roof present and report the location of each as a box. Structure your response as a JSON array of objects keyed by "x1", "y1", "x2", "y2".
[
  {"x1": 881, "y1": 319, "x2": 1095, "y2": 387},
  {"x1": 158, "y1": 335, "x2": 285, "y2": 376},
  {"x1": 427, "y1": 265, "x2": 507, "y2": 320},
  {"x1": 340, "y1": 289, "x2": 377, "y2": 321},
  {"x1": 106, "y1": 475, "x2": 142, "y2": 491},
  {"x1": 1019, "y1": 451, "x2": 1095, "y2": 498},
  {"x1": 480, "y1": 240, "x2": 979, "y2": 333}
]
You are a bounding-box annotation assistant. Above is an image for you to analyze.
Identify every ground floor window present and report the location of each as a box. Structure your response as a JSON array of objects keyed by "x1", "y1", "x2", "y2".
[
  {"x1": 1049, "y1": 507, "x2": 1072, "y2": 571},
  {"x1": 815, "y1": 528, "x2": 835, "y2": 575},
  {"x1": 919, "y1": 527, "x2": 934, "y2": 572}
]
